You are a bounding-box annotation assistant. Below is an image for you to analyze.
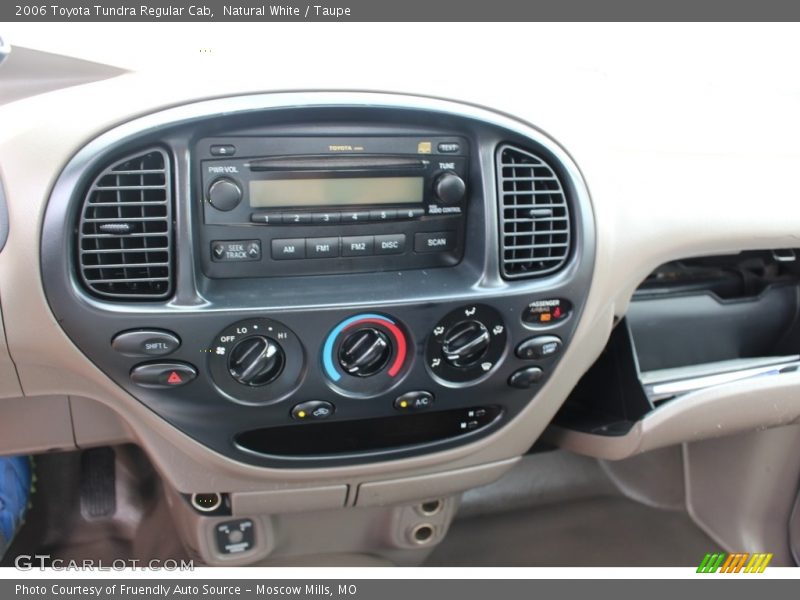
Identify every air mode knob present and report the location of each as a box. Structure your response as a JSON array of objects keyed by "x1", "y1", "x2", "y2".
[
  {"x1": 228, "y1": 336, "x2": 285, "y2": 386},
  {"x1": 442, "y1": 320, "x2": 491, "y2": 368},
  {"x1": 208, "y1": 177, "x2": 242, "y2": 211},
  {"x1": 338, "y1": 327, "x2": 393, "y2": 377},
  {"x1": 434, "y1": 172, "x2": 466, "y2": 206}
]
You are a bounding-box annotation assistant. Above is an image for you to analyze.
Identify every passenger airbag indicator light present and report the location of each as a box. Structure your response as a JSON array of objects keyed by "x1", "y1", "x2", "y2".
[{"x1": 522, "y1": 298, "x2": 573, "y2": 326}]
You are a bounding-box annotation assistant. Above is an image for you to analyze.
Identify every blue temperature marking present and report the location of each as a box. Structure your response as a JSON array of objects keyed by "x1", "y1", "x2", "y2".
[{"x1": 322, "y1": 313, "x2": 394, "y2": 382}]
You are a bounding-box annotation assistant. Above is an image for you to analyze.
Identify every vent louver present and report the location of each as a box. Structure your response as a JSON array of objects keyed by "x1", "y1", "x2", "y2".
[
  {"x1": 497, "y1": 144, "x2": 571, "y2": 279},
  {"x1": 77, "y1": 148, "x2": 173, "y2": 299}
]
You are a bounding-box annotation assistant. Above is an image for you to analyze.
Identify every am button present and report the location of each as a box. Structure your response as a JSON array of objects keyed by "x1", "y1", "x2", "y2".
[{"x1": 271, "y1": 238, "x2": 306, "y2": 260}]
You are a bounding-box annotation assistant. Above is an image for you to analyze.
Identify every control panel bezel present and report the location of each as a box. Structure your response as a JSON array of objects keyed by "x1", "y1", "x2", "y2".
[
  {"x1": 198, "y1": 135, "x2": 469, "y2": 279},
  {"x1": 40, "y1": 94, "x2": 596, "y2": 469}
]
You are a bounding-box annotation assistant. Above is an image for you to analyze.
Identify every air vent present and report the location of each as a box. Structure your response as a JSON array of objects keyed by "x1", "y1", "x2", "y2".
[
  {"x1": 77, "y1": 148, "x2": 173, "y2": 299},
  {"x1": 497, "y1": 144, "x2": 571, "y2": 279}
]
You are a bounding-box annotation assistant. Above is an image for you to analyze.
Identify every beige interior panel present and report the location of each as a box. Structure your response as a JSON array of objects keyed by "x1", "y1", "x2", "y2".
[
  {"x1": 356, "y1": 458, "x2": 519, "y2": 507},
  {"x1": 545, "y1": 372, "x2": 800, "y2": 460},
  {"x1": 70, "y1": 395, "x2": 134, "y2": 448},
  {"x1": 0, "y1": 293, "x2": 23, "y2": 399},
  {"x1": 231, "y1": 485, "x2": 349, "y2": 515},
  {"x1": 0, "y1": 395, "x2": 75, "y2": 455},
  {"x1": 684, "y1": 425, "x2": 800, "y2": 566}
]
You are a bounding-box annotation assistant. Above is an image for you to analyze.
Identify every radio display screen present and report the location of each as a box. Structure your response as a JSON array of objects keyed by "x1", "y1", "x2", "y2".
[{"x1": 249, "y1": 176, "x2": 424, "y2": 207}]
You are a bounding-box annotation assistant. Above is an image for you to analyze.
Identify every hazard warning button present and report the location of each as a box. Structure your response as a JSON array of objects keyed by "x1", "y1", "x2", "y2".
[{"x1": 130, "y1": 362, "x2": 197, "y2": 389}]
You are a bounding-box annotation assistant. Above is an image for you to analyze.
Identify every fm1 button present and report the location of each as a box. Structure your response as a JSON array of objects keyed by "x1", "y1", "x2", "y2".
[
  {"x1": 130, "y1": 363, "x2": 197, "y2": 388},
  {"x1": 214, "y1": 519, "x2": 255, "y2": 555},
  {"x1": 394, "y1": 391, "x2": 434, "y2": 411},
  {"x1": 516, "y1": 336, "x2": 562, "y2": 360},
  {"x1": 508, "y1": 366, "x2": 544, "y2": 389},
  {"x1": 292, "y1": 401, "x2": 335, "y2": 421},
  {"x1": 112, "y1": 329, "x2": 180, "y2": 357}
]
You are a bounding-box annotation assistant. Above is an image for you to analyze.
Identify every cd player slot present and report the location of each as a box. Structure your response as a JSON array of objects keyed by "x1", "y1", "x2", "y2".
[{"x1": 248, "y1": 155, "x2": 427, "y2": 172}]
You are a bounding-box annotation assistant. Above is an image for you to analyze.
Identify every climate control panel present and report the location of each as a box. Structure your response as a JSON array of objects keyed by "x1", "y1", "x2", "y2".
[{"x1": 71, "y1": 294, "x2": 581, "y2": 467}]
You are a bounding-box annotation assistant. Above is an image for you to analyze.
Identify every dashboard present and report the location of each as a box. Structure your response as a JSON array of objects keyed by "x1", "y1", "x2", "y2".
[
  {"x1": 2, "y1": 27, "x2": 800, "y2": 564},
  {"x1": 40, "y1": 95, "x2": 594, "y2": 469}
]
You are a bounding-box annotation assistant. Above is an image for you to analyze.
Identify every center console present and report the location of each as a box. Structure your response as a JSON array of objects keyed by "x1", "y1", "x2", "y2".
[{"x1": 40, "y1": 94, "x2": 595, "y2": 470}]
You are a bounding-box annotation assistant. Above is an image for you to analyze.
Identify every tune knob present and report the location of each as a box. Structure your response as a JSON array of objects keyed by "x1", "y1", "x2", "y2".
[
  {"x1": 207, "y1": 177, "x2": 242, "y2": 211},
  {"x1": 228, "y1": 336, "x2": 285, "y2": 386},
  {"x1": 338, "y1": 327, "x2": 393, "y2": 377},
  {"x1": 433, "y1": 172, "x2": 466, "y2": 206},
  {"x1": 442, "y1": 320, "x2": 490, "y2": 368}
]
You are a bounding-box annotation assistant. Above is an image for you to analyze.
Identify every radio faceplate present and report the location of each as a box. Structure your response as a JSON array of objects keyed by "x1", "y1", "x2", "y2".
[{"x1": 197, "y1": 135, "x2": 469, "y2": 278}]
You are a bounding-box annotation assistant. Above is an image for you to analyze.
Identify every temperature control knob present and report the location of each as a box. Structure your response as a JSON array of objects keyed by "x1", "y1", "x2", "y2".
[
  {"x1": 442, "y1": 320, "x2": 491, "y2": 367},
  {"x1": 338, "y1": 328, "x2": 392, "y2": 377},
  {"x1": 434, "y1": 172, "x2": 466, "y2": 206},
  {"x1": 228, "y1": 336, "x2": 285, "y2": 386}
]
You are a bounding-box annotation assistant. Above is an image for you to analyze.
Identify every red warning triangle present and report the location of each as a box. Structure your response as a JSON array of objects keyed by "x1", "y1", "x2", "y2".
[{"x1": 167, "y1": 371, "x2": 183, "y2": 384}]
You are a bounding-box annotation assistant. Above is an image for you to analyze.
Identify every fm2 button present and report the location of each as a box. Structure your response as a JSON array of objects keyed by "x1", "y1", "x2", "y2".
[
  {"x1": 291, "y1": 401, "x2": 335, "y2": 421},
  {"x1": 516, "y1": 336, "x2": 562, "y2": 360},
  {"x1": 394, "y1": 391, "x2": 434, "y2": 411},
  {"x1": 130, "y1": 363, "x2": 197, "y2": 388},
  {"x1": 111, "y1": 329, "x2": 180, "y2": 357}
]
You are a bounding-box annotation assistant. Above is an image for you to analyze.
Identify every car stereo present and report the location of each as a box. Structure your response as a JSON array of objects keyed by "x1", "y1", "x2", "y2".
[{"x1": 198, "y1": 135, "x2": 470, "y2": 278}]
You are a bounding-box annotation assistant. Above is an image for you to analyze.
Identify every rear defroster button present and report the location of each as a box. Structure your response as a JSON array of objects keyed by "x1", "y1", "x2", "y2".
[{"x1": 131, "y1": 362, "x2": 197, "y2": 388}]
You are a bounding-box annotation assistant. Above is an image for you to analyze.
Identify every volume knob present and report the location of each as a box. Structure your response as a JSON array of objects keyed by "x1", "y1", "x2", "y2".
[
  {"x1": 434, "y1": 172, "x2": 466, "y2": 206},
  {"x1": 208, "y1": 177, "x2": 242, "y2": 211}
]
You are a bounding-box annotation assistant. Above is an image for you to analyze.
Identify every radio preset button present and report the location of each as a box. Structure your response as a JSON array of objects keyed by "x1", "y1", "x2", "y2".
[
  {"x1": 271, "y1": 238, "x2": 306, "y2": 260},
  {"x1": 342, "y1": 236, "x2": 374, "y2": 257},
  {"x1": 398, "y1": 207, "x2": 425, "y2": 219},
  {"x1": 414, "y1": 231, "x2": 456, "y2": 253},
  {"x1": 251, "y1": 211, "x2": 281, "y2": 225},
  {"x1": 369, "y1": 209, "x2": 397, "y2": 222},
  {"x1": 306, "y1": 237, "x2": 339, "y2": 258},
  {"x1": 374, "y1": 234, "x2": 406, "y2": 255},
  {"x1": 312, "y1": 211, "x2": 342, "y2": 224},
  {"x1": 342, "y1": 210, "x2": 371, "y2": 223},
  {"x1": 281, "y1": 212, "x2": 312, "y2": 225}
]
